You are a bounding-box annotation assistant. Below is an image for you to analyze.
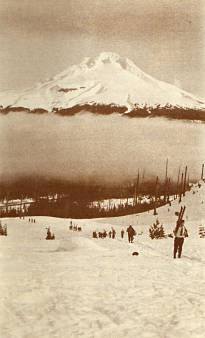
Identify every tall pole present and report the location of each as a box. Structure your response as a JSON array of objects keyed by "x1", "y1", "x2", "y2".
[
  {"x1": 167, "y1": 177, "x2": 171, "y2": 202},
  {"x1": 164, "y1": 159, "x2": 168, "y2": 202},
  {"x1": 179, "y1": 172, "x2": 184, "y2": 203},
  {"x1": 153, "y1": 176, "x2": 158, "y2": 215},
  {"x1": 142, "y1": 169, "x2": 145, "y2": 195},
  {"x1": 187, "y1": 174, "x2": 190, "y2": 190},
  {"x1": 183, "y1": 165, "x2": 188, "y2": 196},
  {"x1": 176, "y1": 166, "x2": 181, "y2": 199},
  {"x1": 165, "y1": 158, "x2": 168, "y2": 181},
  {"x1": 201, "y1": 164, "x2": 204, "y2": 180},
  {"x1": 134, "y1": 170, "x2": 140, "y2": 207},
  {"x1": 6, "y1": 191, "x2": 9, "y2": 216}
]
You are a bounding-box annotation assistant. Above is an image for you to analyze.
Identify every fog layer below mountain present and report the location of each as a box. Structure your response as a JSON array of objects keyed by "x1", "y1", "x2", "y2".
[{"x1": 0, "y1": 113, "x2": 204, "y2": 185}]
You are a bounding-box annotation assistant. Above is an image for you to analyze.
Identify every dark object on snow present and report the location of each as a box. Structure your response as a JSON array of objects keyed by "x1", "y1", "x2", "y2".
[
  {"x1": 127, "y1": 225, "x2": 136, "y2": 243},
  {"x1": 149, "y1": 219, "x2": 165, "y2": 239},
  {"x1": 0, "y1": 224, "x2": 7, "y2": 236},
  {"x1": 112, "y1": 228, "x2": 116, "y2": 239},
  {"x1": 168, "y1": 233, "x2": 173, "y2": 238},
  {"x1": 103, "y1": 230, "x2": 107, "y2": 238},
  {"x1": 121, "y1": 229, "x2": 125, "y2": 239},
  {"x1": 132, "y1": 252, "x2": 139, "y2": 256},
  {"x1": 77, "y1": 227, "x2": 82, "y2": 232},
  {"x1": 199, "y1": 225, "x2": 205, "y2": 238},
  {"x1": 173, "y1": 208, "x2": 188, "y2": 258},
  {"x1": 92, "y1": 231, "x2": 97, "y2": 238},
  {"x1": 46, "y1": 227, "x2": 55, "y2": 240}
]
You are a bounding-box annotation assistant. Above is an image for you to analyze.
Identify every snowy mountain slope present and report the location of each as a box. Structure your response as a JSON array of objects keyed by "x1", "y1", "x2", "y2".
[
  {"x1": 0, "y1": 181, "x2": 205, "y2": 338},
  {"x1": 0, "y1": 52, "x2": 205, "y2": 114}
]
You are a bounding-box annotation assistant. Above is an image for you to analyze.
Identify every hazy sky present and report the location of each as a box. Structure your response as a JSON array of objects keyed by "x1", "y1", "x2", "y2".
[{"x1": 0, "y1": 0, "x2": 204, "y2": 97}]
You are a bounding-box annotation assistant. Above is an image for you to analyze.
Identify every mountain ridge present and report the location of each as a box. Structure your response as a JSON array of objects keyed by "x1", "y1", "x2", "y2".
[{"x1": 0, "y1": 52, "x2": 205, "y2": 120}]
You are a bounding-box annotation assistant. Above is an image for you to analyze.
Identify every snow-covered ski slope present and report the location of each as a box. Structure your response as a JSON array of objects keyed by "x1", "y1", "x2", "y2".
[
  {"x1": 0, "y1": 181, "x2": 205, "y2": 338},
  {"x1": 0, "y1": 52, "x2": 205, "y2": 112}
]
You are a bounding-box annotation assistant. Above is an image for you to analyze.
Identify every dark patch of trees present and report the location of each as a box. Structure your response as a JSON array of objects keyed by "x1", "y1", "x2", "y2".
[{"x1": 1, "y1": 103, "x2": 204, "y2": 122}]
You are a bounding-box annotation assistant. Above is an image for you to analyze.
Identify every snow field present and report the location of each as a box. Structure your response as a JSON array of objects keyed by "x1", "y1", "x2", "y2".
[{"x1": 0, "y1": 182, "x2": 205, "y2": 338}]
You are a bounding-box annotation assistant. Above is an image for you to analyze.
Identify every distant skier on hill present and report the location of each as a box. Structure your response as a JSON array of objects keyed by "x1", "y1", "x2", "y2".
[
  {"x1": 121, "y1": 229, "x2": 125, "y2": 239},
  {"x1": 127, "y1": 225, "x2": 136, "y2": 243},
  {"x1": 173, "y1": 219, "x2": 188, "y2": 258},
  {"x1": 112, "y1": 228, "x2": 116, "y2": 239}
]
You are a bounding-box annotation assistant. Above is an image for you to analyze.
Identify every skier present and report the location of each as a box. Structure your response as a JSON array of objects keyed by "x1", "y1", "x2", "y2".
[
  {"x1": 126, "y1": 225, "x2": 136, "y2": 243},
  {"x1": 173, "y1": 219, "x2": 188, "y2": 258},
  {"x1": 92, "y1": 231, "x2": 97, "y2": 238},
  {"x1": 112, "y1": 228, "x2": 116, "y2": 239},
  {"x1": 121, "y1": 229, "x2": 125, "y2": 239},
  {"x1": 103, "y1": 230, "x2": 107, "y2": 238},
  {"x1": 0, "y1": 223, "x2": 3, "y2": 235},
  {"x1": 46, "y1": 227, "x2": 55, "y2": 240},
  {"x1": 108, "y1": 230, "x2": 112, "y2": 238}
]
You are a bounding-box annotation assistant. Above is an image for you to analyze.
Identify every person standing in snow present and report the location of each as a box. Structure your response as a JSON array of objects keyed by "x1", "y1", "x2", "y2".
[
  {"x1": 112, "y1": 228, "x2": 116, "y2": 239},
  {"x1": 173, "y1": 219, "x2": 188, "y2": 258},
  {"x1": 121, "y1": 229, "x2": 125, "y2": 239},
  {"x1": 126, "y1": 225, "x2": 136, "y2": 243}
]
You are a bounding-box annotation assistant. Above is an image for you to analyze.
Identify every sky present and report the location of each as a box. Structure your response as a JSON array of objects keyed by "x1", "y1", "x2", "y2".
[{"x1": 0, "y1": 0, "x2": 204, "y2": 98}]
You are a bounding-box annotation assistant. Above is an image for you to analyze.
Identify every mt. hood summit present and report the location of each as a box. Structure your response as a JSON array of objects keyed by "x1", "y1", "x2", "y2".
[{"x1": 0, "y1": 52, "x2": 205, "y2": 118}]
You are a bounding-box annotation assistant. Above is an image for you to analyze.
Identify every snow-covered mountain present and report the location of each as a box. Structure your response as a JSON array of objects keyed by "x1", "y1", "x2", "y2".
[{"x1": 0, "y1": 52, "x2": 205, "y2": 116}]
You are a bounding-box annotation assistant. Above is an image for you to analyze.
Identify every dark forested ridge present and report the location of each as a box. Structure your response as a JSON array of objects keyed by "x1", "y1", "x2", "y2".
[{"x1": 0, "y1": 104, "x2": 205, "y2": 121}]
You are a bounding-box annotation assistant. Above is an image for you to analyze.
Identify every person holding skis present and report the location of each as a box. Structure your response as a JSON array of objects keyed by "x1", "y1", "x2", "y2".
[{"x1": 173, "y1": 219, "x2": 188, "y2": 258}]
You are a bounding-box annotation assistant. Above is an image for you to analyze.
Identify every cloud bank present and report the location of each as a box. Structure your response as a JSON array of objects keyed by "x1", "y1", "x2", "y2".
[{"x1": 0, "y1": 113, "x2": 204, "y2": 186}]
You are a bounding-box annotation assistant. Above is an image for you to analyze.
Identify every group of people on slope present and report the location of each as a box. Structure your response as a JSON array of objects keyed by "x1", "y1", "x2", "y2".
[
  {"x1": 93, "y1": 225, "x2": 137, "y2": 243},
  {"x1": 93, "y1": 228, "x2": 116, "y2": 239},
  {"x1": 92, "y1": 218, "x2": 189, "y2": 258}
]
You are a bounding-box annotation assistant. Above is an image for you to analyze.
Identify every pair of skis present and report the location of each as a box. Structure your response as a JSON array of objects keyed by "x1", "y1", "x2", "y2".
[
  {"x1": 175, "y1": 206, "x2": 186, "y2": 234},
  {"x1": 178, "y1": 206, "x2": 186, "y2": 223}
]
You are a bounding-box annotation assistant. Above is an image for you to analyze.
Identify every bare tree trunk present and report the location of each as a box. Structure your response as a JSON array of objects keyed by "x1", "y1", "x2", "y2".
[
  {"x1": 179, "y1": 172, "x2": 184, "y2": 203},
  {"x1": 201, "y1": 164, "x2": 204, "y2": 180},
  {"x1": 164, "y1": 159, "x2": 168, "y2": 202},
  {"x1": 183, "y1": 166, "x2": 187, "y2": 196},
  {"x1": 176, "y1": 166, "x2": 181, "y2": 199},
  {"x1": 153, "y1": 176, "x2": 158, "y2": 215}
]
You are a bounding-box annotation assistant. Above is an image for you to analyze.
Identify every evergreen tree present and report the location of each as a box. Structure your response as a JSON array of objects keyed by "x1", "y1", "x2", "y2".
[{"x1": 149, "y1": 220, "x2": 166, "y2": 239}]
